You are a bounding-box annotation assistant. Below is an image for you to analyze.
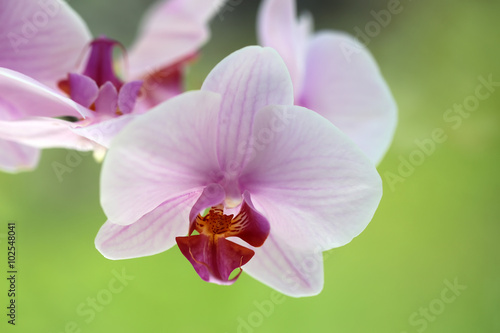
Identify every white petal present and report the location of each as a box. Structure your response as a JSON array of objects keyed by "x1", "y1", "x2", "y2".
[
  {"x1": 240, "y1": 105, "x2": 382, "y2": 251},
  {"x1": 96, "y1": 192, "x2": 199, "y2": 260},
  {"x1": 100, "y1": 90, "x2": 221, "y2": 225},
  {"x1": 301, "y1": 32, "x2": 398, "y2": 164},
  {"x1": 0, "y1": 0, "x2": 92, "y2": 90},
  {"x1": 0, "y1": 117, "x2": 94, "y2": 150},
  {"x1": 257, "y1": 0, "x2": 312, "y2": 97},
  {"x1": 0, "y1": 139, "x2": 40, "y2": 173},
  {"x1": 127, "y1": 0, "x2": 225, "y2": 79},
  {"x1": 0, "y1": 67, "x2": 90, "y2": 119},
  {"x1": 202, "y1": 46, "x2": 294, "y2": 174},
  {"x1": 244, "y1": 234, "x2": 324, "y2": 297}
]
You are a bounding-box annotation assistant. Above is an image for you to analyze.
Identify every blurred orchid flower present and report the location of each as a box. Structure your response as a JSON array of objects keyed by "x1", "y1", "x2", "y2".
[
  {"x1": 95, "y1": 46, "x2": 382, "y2": 297},
  {"x1": 0, "y1": 0, "x2": 224, "y2": 172},
  {"x1": 258, "y1": 0, "x2": 397, "y2": 165}
]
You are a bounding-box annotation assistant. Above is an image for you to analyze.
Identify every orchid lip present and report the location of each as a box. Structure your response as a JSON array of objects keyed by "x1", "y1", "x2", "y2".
[{"x1": 176, "y1": 192, "x2": 270, "y2": 285}]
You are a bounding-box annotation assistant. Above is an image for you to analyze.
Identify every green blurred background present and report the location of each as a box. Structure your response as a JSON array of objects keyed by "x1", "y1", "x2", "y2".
[{"x1": 1, "y1": 0, "x2": 499, "y2": 332}]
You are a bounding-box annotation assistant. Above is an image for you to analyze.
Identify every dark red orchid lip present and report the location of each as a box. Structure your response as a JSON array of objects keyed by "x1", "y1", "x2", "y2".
[{"x1": 176, "y1": 191, "x2": 270, "y2": 285}]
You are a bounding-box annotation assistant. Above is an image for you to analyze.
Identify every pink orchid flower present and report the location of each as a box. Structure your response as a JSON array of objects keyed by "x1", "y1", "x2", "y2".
[
  {"x1": 258, "y1": 0, "x2": 397, "y2": 165},
  {"x1": 95, "y1": 46, "x2": 382, "y2": 297},
  {"x1": 0, "y1": 0, "x2": 224, "y2": 172}
]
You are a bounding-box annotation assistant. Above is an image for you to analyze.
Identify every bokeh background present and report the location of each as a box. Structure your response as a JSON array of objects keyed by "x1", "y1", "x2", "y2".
[{"x1": 1, "y1": 0, "x2": 499, "y2": 332}]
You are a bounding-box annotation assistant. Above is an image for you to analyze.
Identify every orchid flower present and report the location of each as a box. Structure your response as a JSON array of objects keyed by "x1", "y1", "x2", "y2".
[
  {"x1": 0, "y1": 0, "x2": 224, "y2": 172},
  {"x1": 95, "y1": 46, "x2": 382, "y2": 297},
  {"x1": 258, "y1": 0, "x2": 397, "y2": 165}
]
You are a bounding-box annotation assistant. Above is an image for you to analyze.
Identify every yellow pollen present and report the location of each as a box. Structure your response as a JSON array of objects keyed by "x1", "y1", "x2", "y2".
[{"x1": 196, "y1": 207, "x2": 234, "y2": 236}]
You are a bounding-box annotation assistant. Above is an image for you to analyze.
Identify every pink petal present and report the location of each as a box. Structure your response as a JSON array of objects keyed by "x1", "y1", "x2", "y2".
[
  {"x1": 69, "y1": 73, "x2": 99, "y2": 108},
  {"x1": 300, "y1": 32, "x2": 397, "y2": 164},
  {"x1": 0, "y1": 0, "x2": 92, "y2": 90},
  {"x1": 201, "y1": 46, "x2": 294, "y2": 174},
  {"x1": 244, "y1": 234, "x2": 324, "y2": 297},
  {"x1": 126, "y1": 0, "x2": 224, "y2": 79},
  {"x1": 0, "y1": 139, "x2": 40, "y2": 173},
  {"x1": 0, "y1": 117, "x2": 94, "y2": 150},
  {"x1": 135, "y1": 64, "x2": 184, "y2": 112},
  {"x1": 95, "y1": 192, "x2": 200, "y2": 260},
  {"x1": 100, "y1": 91, "x2": 222, "y2": 225},
  {"x1": 70, "y1": 114, "x2": 137, "y2": 148},
  {"x1": 0, "y1": 68, "x2": 91, "y2": 119},
  {"x1": 118, "y1": 80, "x2": 142, "y2": 114},
  {"x1": 239, "y1": 105, "x2": 382, "y2": 252},
  {"x1": 257, "y1": 0, "x2": 312, "y2": 96},
  {"x1": 94, "y1": 82, "x2": 118, "y2": 115}
]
